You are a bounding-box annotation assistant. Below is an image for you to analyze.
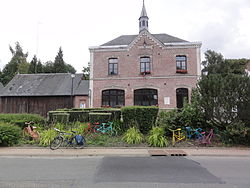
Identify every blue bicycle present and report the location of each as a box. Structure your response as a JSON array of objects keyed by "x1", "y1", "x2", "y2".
[{"x1": 50, "y1": 128, "x2": 85, "y2": 150}]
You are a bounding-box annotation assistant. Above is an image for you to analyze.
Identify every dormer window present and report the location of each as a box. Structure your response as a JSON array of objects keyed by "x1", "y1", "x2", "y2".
[
  {"x1": 108, "y1": 58, "x2": 118, "y2": 75},
  {"x1": 140, "y1": 57, "x2": 151, "y2": 75},
  {"x1": 176, "y1": 55, "x2": 187, "y2": 73}
]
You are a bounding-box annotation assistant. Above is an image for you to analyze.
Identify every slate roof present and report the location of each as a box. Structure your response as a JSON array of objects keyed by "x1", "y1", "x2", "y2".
[
  {"x1": 101, "y1": 33, "x2": 188, "y2": 46},
  {"x1": 0, "y1": 73, "x2": 89, "y2": 97},
  {"x1": 0, "y1": 83, "x2": 4, "y2": 93}
]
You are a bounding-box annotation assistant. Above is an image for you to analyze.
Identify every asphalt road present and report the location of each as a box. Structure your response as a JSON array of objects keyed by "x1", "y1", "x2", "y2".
[{"x1": 0, "y1": 156, "x2": 250, "y2": 188}]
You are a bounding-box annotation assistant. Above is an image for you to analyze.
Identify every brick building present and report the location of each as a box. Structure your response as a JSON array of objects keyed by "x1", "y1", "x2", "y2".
[{"x1": 89, "y1": 1, "x2": 202, "y2": 110}]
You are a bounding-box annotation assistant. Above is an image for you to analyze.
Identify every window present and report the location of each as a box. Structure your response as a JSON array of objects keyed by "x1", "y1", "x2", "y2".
[
  {"x1": 108, "y1": 58, "x2": 118, "y2": 75},
  {"x1": 176, "y1": 55, "x2": 187, "y2": 73},
  {"x1": 176, "y1": 88, "x2": 188, "y2": 108},
  {"x1": 134, "y1": 89, "x2": 158, "y2": 106},
  {"x1": 140, "y1": 57, "x2": 151, "y2": 75},
  {"x1": 102, "y1": 89, "x2": 125, "y2": 107}
]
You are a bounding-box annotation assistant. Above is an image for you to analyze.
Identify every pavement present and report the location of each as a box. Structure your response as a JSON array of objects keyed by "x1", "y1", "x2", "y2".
[{"x1": 1, "y1": 147, "x2": 250, "y2": 157}]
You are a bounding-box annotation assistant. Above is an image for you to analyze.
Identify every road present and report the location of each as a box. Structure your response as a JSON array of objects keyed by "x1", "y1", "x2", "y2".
[{"x1": 0, "y1": 156, "x2": 250, "y2": 188}]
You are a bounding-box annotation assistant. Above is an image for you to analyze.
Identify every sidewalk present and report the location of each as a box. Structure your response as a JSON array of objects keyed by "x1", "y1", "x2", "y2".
[{"x1": 1, "y1": 147, "x2": 250, "y2": 157}]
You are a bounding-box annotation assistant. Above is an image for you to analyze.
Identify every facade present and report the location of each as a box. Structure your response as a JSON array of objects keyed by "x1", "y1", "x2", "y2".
[
  {"x1": 89, "y1": 2, "x2": 202, "y2": 109},
  {"x1": 0, "y1": 73, "x2": 89, "y2": 116}
]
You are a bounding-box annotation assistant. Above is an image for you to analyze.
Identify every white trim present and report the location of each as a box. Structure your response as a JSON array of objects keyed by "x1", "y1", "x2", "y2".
[
  {"x1": 89, "y1": 51, "x2": 94, "y2": 107},
  {"x1": 164, "y1": 42, "x2": 202, "y2": 47},
  {"x1": 196, "y1": 47, "x2": 202, "y2": 77},
  {"x1": 92, "y1": 75, "x2": 199, "y2": 81}
]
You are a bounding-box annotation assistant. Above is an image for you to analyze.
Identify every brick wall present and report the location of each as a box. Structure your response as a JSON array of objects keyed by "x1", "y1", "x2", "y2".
[{"x1": 90, "y1": 32, "x2": 201, "y2": 109}]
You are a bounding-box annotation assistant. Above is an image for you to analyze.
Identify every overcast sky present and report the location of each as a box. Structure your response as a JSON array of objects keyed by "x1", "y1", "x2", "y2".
[{"x1": 0, "y1": 0, "x2": 250, "y2": 73}]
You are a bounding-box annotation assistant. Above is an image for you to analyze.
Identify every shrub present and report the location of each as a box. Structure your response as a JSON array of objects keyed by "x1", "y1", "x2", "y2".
[
  {"x1": 89, "y1": 113, "x2": 112, "y2": 124},
  {"x1": 220, "y1": 121, "x2": 249, "y2": 145},
  {"x1": 0, "y1": 123, "x2": 22, "y2": 146},
  {"x1": 122, "y1": 127, "x2": 143, "y2": 145},
  {"x1": 0, "y1": 114, "x2": 45, "y2": 129},
  {"x1": 112, "y1": 120, "x2": 126, "y2": 136},
  {"x1": 39, "y1": 129, "x2": 57, "y2": 146},
  {"x1": 121, "y1": 106, "x2": 159, "y2": 134},
  {"x1": 148, "y1": 127, "x2": 168, "y2": 147}
]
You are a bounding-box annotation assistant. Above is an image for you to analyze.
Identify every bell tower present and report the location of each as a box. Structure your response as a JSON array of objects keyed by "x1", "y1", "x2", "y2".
[{"x1": 139, "y1": 0, "x2": 149, "y2": 32}]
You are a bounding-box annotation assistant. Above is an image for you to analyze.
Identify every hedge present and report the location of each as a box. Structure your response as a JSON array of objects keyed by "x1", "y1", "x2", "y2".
[
  {"x1": 51, "y1": 113, "x2": 70, "y2": 124},
  {"x1": 0, "y1": 123, "x2": 22, "y2": 146},
  {"x1": 89, "y1": 113, "x2": 112, "y2": 124},
  {"x1": 121, "y1": 106, "x2": 159, "y2": 134},
  {"x1": 0, "y1": 114, "x2": 45, "y2": 129},
  {"x1": 48, "y1": 108, "x2": 121, "y2": 123}
]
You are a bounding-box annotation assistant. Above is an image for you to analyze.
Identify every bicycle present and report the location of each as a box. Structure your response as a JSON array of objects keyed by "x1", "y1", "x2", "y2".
[
  {"x1": 169, "y1": 128, "x2": 186, "y2": 146},
  {"x1": 50, "y1": 128, "x2": 86, "y2": 150},
  {"x1": 86, "y1": 122, "x2": 117, "y2": 136}
]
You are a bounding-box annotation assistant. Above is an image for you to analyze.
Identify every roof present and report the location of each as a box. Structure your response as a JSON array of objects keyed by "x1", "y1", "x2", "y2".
[
  {"x1": 0, "y1": 83, "x2": 4, "y2": 93},
  {"x1": 0, "y1": 73, "x2": 89, "y2": 97},
  {"x1": 101, "y1": 33, "x2": 188, "y2": 46},
  {"x1": 140, "y1": 0, "x2": 148, "y2": 18}
]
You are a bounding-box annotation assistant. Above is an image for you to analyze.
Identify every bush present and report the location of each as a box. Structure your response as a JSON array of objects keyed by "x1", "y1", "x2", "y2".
[
  {"x1": 148, "y1": 127, "x2": 168, "y2": 147},
  {"x1": 39, "y1": 129, "x2": 57, "y2": 146},
  {"x1": 220, "y1": 121, "x2": 249, "y2": 145},
  {"x1": 89, "y1": 113, "x2": 112, "y2": 124},
  {"x1": 122, "y1": 127, "x2": 143, "y2": 145},
  {"x1": 0, "y1": 123, "x2": 22, "y2": 146},
  {"x1": 121, "y1": 106, "x2": 159, "y2": 134},
  {"x1": 0, "y1": 114, "x2": 45, "y2": 129}
]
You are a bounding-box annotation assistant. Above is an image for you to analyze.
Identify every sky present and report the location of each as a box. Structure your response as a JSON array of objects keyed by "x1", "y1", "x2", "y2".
[{"x1": 0, "y1": 0, "x2": 250, "y2": 73}]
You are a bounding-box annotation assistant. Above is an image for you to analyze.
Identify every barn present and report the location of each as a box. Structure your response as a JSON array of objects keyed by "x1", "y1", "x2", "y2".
[{"x1": 0, "y1": 73, "x2": 89, "y2": 117}]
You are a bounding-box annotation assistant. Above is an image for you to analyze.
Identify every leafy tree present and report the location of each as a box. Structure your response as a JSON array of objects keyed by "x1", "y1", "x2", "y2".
[
  {"x1": 43, "y1": 61, "x2": 54, "y2": 73},
  {"x1": 0, "y1": 42, "x2": 28, "y2": 85},
  {"x1": 82, "y1": 62, "x2": 90, "y2": 80},
  {"x1": 202, "y1": 50, "x2": 247, "y2": 76},
  {"x1": 65, "y1": 64, "x2": 76, "y2": 74},
  {"x1": 197, "y1": 50, "x2": 250, "y2": 128}
]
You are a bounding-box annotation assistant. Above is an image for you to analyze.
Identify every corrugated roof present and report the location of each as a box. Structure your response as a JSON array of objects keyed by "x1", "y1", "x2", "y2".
[
  {"x1": 101, "y1": 33, "x2": 187, "y2": 46},
  {"x1": 0, "y1": 73, "x2": 89, "y2": 97}
]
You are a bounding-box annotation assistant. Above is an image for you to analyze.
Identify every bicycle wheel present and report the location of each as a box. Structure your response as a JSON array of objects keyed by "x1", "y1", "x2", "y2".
[
  {"x1": 50, "y1": 136, "x2": 63, "y2": 150},
  {"x1": 72, "y1": 136, "x2": 85, "y2": 149}
]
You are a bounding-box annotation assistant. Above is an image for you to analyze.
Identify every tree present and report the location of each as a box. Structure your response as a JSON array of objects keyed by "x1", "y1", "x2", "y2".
[
  {"x1": 202, "y1": 50, "x2": 247, "y2": 76},
  {"x1": 43, "y1": 61, "x2": 54, "y2": 73},
  {"x1": 82, "y1": 62, "x2": 90, "y2": 80},
  {"x1": 43, "y1": 47, "x2": 76, "y2": 73},
  {"x1": 28, "y1": 55, "x2": 38, "y2": 74},
  {"x1": 54, "y1": 47, "x2": 67, "y2": 73},
  {"x1": 0, "y1": 42, "x2": 29, "y2": 85},
  {"x1": 197, "y1": 50, "x2": 250, "y2": 128},
  {"x1": 36, "y1": 60, "x2": 43, "y2": 73}
]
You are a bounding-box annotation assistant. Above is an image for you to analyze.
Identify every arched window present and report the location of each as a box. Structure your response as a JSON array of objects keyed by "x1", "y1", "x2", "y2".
[
  {"x1": 176, "y1": 88, "x2": 188, "y2": 108},
  {"x1": 134, "y1": 89, "x2": 158, "y2": 106},
  {"x1": 102, "y1": 89, "x2": 125, "y2": 107},
  {"x1": 142, "y1": 20, "x2": 145, "y2": 26}
]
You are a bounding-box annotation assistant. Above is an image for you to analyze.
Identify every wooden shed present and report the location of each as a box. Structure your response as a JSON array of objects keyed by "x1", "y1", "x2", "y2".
[{"x1": 0, "y1": 73, "x2": 89, "y2": 117}]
